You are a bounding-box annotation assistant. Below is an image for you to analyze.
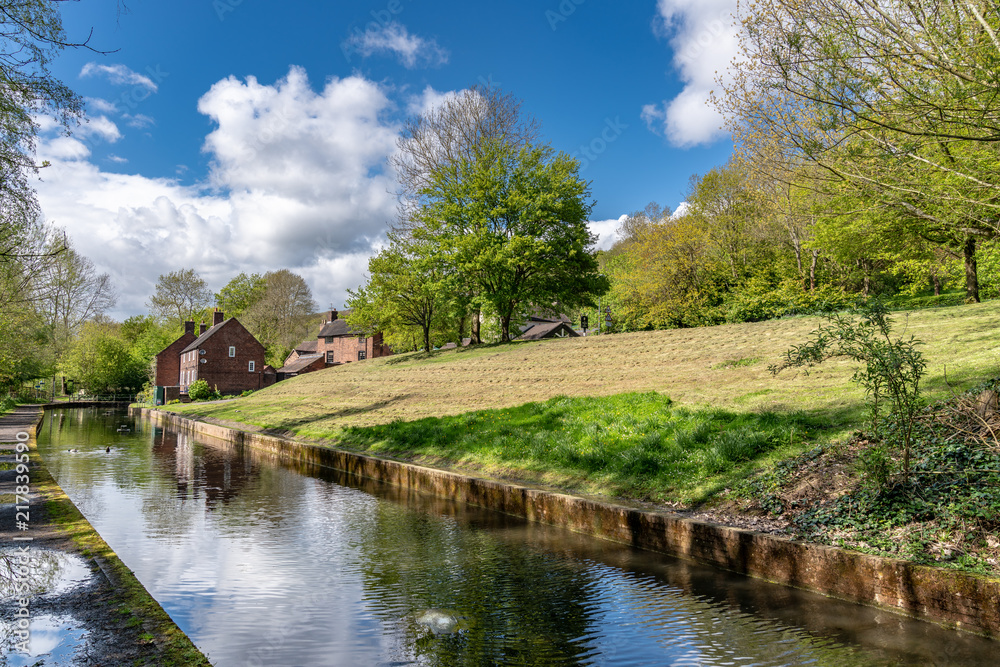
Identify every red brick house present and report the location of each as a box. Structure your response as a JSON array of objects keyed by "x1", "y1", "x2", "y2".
[
  {"x1": 279, "y1": 309, "x2": 391, "y2": 377},
  {"x1": 175, "y1": 310, "x2": 270, "y2": 395},
  {"x1": 154, "y1": 321, "x2": 198, "y2": 387}
]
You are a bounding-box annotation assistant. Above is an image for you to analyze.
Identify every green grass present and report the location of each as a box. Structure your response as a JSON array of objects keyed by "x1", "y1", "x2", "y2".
[
  {"x1": 339, "y1": 391, "x2": 821, "y2": 504},
  {"x1": 163, "y1": 299, "x2": 1000, "y2": 506}
]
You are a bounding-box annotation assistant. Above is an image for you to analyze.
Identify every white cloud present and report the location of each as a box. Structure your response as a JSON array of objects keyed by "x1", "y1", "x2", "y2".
[
  {"x1": 35, "y1": 67, "x2": 402, "y2": 318},
  {"x1": 343, "y1": 22, "x2": 449, "y2": 68},
  {"x1": 645, "y1": 0, "x2": 740, "y2": 147},
  {"x1": 107, "y1": 154, "x2": 128, "y2": 164},
  {"x1": 671, "y1": 201, "x2": 690, "y2": 218},
  {"x1": 123, "y1": 113, "x2": 155, "y2": 128},
  {"x1": 86, "y1": 97, "x2": 119, "y2": 114},
  {"x1": 79, "y1": 115, "x2": 122, "y2": 143},
  {"x1": 406, "y1": 85, "x2": 460, "y2": 117},
  {"x1": 80, "y1": 63, "x2": 159, "y2": 92},
  {"x1": 587, "y1": 216, "x2": 627, "y2": 251}
]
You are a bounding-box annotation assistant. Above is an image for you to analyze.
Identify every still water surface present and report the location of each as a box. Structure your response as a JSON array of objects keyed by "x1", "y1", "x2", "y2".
[{"x1": 35, "y1": 408, "x2": 998, "y2": 665}]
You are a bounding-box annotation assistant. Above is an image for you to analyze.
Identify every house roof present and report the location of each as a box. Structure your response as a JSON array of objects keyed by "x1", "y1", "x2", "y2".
[
  {"x1": 155, "y1": 331, "x2": 197, "y2": 359},
  {"x1": 318, "y1": 310, "x2": 358, "y2": 338},
  {"x1": 181, "y1": 318, "x2": 262, "y2": 353},
  {"x1": 519, "y1": 321, "x2": 580, "y2": 341},
  {"x1": 294, "y1": 340, "x2": 318, "y2": 354},
  {"x1": 277, "y1": 354, "x2": 324, "y2": 374}
]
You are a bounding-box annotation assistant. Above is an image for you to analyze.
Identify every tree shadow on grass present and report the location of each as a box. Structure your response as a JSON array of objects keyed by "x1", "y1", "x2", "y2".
[{"x1": 257, "y1": 394, "x2": 413, "y2": 436}]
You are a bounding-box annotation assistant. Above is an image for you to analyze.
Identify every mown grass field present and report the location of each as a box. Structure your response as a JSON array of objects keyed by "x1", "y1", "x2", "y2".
[{"x1": 166, "y1": 300, "x2": 1000, "y2": 503}]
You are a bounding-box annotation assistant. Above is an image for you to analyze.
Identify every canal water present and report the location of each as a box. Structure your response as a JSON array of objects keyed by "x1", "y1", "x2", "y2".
[{"x1": 31, "y1": 408, "x2": 998, "y2": 665}]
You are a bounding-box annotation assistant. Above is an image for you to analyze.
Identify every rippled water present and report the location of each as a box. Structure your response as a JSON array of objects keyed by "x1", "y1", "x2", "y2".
[{"x1": 35, "y1": 408, "x2": 998, "y2": 666}]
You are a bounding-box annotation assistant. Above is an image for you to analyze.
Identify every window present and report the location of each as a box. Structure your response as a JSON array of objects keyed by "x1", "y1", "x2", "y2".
[
  {"x1": 358, "y1": 350, "x2": 367, "y2": 361},
  {"x1": 248, "y1": 360, "x2": 255, "y2": 372},
  {"x1": 229, "y1": 346, "x2": 236, "y2": 358},
  {"x1": 326, "y1": 351, "x2": 335, "y2": 363}
]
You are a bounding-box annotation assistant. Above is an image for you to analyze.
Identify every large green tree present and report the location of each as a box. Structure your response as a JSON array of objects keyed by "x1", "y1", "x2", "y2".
[
  {"x1": 61, "y1": 319, "x2": 147, "y2": 394},
  {"x1": 215, "y1": 272, "x2": 266, "y2": 319},
  {"x1": 417, "y1": 140, "x2": 607, "y2": 342},
  {"x1": 347, "y1": 232, "x2": 453, "y2": 353},
  {"x1": 241, "y1": 269, "x2": 316, "y2": 366},
  {"x1": 716, "y1": 0, "x2": 1000, "y2": 301}
]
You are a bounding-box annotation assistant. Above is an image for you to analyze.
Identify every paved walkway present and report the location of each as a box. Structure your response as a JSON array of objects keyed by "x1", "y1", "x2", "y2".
[{"x1": 0, "y1": 405, "x2": 41, "y2": 445}]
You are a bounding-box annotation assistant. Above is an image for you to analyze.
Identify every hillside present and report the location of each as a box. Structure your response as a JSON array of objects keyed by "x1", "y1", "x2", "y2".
[{"x1": 169, "y1": 300, "x2": 1000, "y2": 442}]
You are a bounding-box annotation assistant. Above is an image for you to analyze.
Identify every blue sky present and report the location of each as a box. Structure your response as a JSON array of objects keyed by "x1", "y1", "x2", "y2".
[{"x1": 34, "y1": 0, "x2": 740, "y2": 317}]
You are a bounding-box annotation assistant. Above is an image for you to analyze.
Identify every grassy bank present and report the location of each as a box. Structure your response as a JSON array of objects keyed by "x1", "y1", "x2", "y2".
[
  {"x1": 161, "y1": 300, "x2": 999, "y2": 502},
  {"x1": 340, "y1": 392, "x2": 821, "y2": 504}
]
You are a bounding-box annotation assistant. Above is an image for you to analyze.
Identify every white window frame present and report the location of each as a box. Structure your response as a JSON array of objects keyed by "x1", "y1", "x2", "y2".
[
  {"x1": 229, "y1": 346, "x2": 236, "y2": 358},
  {"x1": 249, "y1": 360, "x2": 255, "y2": 372}
]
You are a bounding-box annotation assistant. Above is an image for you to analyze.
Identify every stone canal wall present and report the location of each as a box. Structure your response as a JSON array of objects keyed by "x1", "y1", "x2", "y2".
[{"x1": 135, "y1": 407, "x2": 1000, "y2": 638}]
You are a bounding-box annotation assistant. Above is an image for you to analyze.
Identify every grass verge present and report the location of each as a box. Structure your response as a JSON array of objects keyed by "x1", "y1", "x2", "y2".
[{"x1": 339, "y1": 391, "x2": 822, "y2": 504}]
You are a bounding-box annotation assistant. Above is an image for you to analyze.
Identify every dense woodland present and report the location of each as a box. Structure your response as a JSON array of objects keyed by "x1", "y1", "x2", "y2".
[{"x1": 4, "y1": 0, "x2": 1000, "y2": 394}]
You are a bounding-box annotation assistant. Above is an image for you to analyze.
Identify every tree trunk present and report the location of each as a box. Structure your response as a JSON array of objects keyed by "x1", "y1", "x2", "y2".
[
  {"x1": 471, "y1": 308, "x2": 481, "y2": 344},
  {"x1": 422, "y1": 324, "x2": 431, "y2": 353},
  {"x1": 932, "y1": 273, "x2": 941, "y2": 296},
  {"x1": 964, "y1": 235, "x2": 980, "y2": 303},
  {"x1": 809, "y1": 250, "x2": 819, "y2": 291}
]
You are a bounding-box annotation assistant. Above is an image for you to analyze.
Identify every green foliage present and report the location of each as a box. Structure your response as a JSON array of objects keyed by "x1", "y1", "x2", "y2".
[
  {"x1": 186, "y1": 380, "x2": 213, "y2": 401},
  {"x1": 147, "y1": 269, "x2": 213, "y2": 327},
  {"x1": 771, "y1": 301, "x2": 927, "y2": 477},
  {"x1": 215, "y1": 272, "x2": 266, "y2": 318},
  {"x1": 417, "y1": 140, "x2": 608, "y2": 342},
  {"x1": 347, "y1": 234, "x2": 454, "y2": 353},
  {"x1": 720, "y1": 278, "x2": 851, "y2": 323},
  {"x1": 60, "y1": 321, "x2": 147, "y2": 393},
  {"x1": 339, "y1": 391, "x2": 816, "y2": 502}
]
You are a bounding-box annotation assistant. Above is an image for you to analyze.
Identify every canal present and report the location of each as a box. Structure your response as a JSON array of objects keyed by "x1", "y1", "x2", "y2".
[{"x1": 30, "y1": 408, "x2": 999, "y2": 665}]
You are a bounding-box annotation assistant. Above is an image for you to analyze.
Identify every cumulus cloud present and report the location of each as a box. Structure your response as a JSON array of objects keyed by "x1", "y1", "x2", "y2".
[
  {"x1": 406, "y1": 85, "x2": 460, "y2": 118},
  {"x1": 79, "y1": 116, "x2": 122, "y2": 143},
  {"x1": 587, "y1": 216, "x2": 627, "y2": 251},
  {"x1": 644, "y1": 0, "x2": 741, "y2": 147},
  {"x1": 343, "y1": 22, "x2": 449, "y2": 68},
  {"x1": 80, "y1": 63, "x2": 160, "y2": 92},
  {"x1": 35, "y1": 67, "x2": 402, "y2": 317}
]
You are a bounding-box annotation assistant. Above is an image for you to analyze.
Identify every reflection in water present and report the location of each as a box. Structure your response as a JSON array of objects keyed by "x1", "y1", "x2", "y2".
[
  {"x1": 0, "y1": 549, "x2": 92, "y2": 600},
  {"x1": 0, "y1": 614, "x2": 89, "y2": 666},
  {"x1": 35, "y1": 408, "x2": 999, "y2": 666}
]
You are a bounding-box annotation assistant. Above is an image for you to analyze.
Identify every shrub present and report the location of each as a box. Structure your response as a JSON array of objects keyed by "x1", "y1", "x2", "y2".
[
  {"x1": 723, "y1": 277, "x2": 852, "y2": 323},
  {"x1": 770, "y1": 301, "x2": 926, "y2": 479},
  {"x1": 187, "y1": 380, "x2": 212, "y2": 401}
]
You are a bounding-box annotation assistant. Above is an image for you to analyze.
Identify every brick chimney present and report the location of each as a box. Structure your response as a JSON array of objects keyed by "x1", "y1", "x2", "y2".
[
  {"x1": 184, "y1": 320, "x2": 195, "y2": 336},
  {"x1": 213, "y1": 309, "x2": 225, "y2": 326},
  {"x1": 199, "y1": 322, "x2": 207, "y2": 335},
  {"x1": 328, "y1": 309, "x2": 338, "y2": 322}
]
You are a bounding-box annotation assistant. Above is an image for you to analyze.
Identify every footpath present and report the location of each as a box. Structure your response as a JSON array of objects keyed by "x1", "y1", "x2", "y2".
[{"x1": 0, "y1": 405, "x2": 208, "y2": 666}]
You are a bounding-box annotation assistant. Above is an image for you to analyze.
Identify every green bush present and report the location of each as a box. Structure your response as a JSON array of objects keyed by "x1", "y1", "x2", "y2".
[
  {"x1": 722, "y1": 277, "x2": 852, "y2": 323},
  {"x1": 187, "y1": 380, "x2": 213, "y2": 401}
]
